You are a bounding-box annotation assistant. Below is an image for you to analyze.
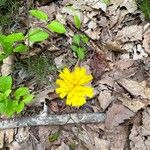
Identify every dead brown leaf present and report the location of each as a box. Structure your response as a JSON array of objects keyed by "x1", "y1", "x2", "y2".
[
  {"x1": 118, "y1": 79, "x2": 150, "y2": 99},
  {"x1": 90, "y1": 52, "x2": 108, "y2": 81},
  {"x1": 98, "y1": 90, "x2": 114, "y2": 110},
  {"x1": 130, "y1": 108, "x2": 150, "y2": 150},
  {"x1": 116, "y1": 25, "x2": 143, "y2": 42},
  {"x1": 118, "y1": 96, "x2": 146, "y2": 113},
  {"x1": 105, "y1": 103, "x2": 135, "y2": 130},
  {"x1": 143, "y1": 30, "x2": 150, "y2": 55}
]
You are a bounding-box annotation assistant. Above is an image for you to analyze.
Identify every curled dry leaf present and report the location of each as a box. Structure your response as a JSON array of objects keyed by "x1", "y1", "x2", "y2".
[
  {"x1": 0, "y1": 130, "x2": 4, "y2": 149},
  {"x1": 1, "y1": 55, "x2": 14, "y2": 76},
  {"x1": 143, "y1": 30, "x2": 150, "y2": 55},
  {"x1": 105, "y1": 40, "x2": 126, "y2": 52},
  {"x1": 105, "y1": 103, "x2": 135, "y2": 130}
]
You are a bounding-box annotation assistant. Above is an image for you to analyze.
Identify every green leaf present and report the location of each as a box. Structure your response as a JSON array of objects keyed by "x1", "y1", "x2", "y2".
[
  {"x1": 14, "y1": 87, "x2": 30, "y2": 100},
  {"x1": 0, "y1": 93, "x2": 5, "y2": 101},
  {"x1": 80, "y1": 34, "x2": 89, "y2": 44},
  {"x1": 101, "y1": 0, "x2": 110, "y2": 4},
  {"x1": 29, "y1": 9, "x2": 48, "y2": 21},
  {"x1": 72, "y1": 34, "x2": 80, "y2": 45},
  {"x1": 0, "y1": 36, "x2": 13, "y2": 55},
  {"x1": 70, "y1": 45, "x2": 78, "y2": 52},
  {"x1": 6, "y1": 32, "x2": 25, "y2": 43},
  {"x1": 74, "y1": 15, "x2": 81, "y2": 29},
  {"x1": 5, "y1": 100, "x2": 18, "y2": 117},
  {"x1": 16, "y1": 101, "x2": 25, "y2": 114},
  {"x1": 4, "y1": 89, "x2": 11, "y2": 97},
  {"x1": 0, "y1": 102, "x2": 6, "y2": 113},
  {"x1": 138, "y1": 0, "x2": 150, "y2": 19},
  {"x1": 28, "y1": 28, "x2": 49, "y2": 43},
  {"x1": 0, "y1": 53, "x2": 8, "y2": 61},
  {"x1": 22, "y1": 94, "x2": 34, "y2": 104},
  {"x1": 76, "y1": 47, "x2": 85, "y2": 60},
  {"x1": 13, "y1": 44, "x2": 27, "y2": 53},
  {"x1": 0, "y1": 76, "x2": 12, "y2": 92},
  {"x1": 49, "y1": 132, "x2": 60, "y2": 142},
  {"x1": 47, "y1": 20, "x2": 66, "y2": 34}
]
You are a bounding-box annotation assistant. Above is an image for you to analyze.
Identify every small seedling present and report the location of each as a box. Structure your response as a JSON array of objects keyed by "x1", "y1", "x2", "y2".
[
  {"x1": 0, "y1": 76, "x2": 34, "y2": 117},
  {"x1": 74, "y1": 15, "x2": 81, "y2": 29},
  {"x1": 70, "y1": 34, "x2": 89, "y2": 60},
  {"x1": 49, "y1": 131, "x2": 60, "y2": 142}
]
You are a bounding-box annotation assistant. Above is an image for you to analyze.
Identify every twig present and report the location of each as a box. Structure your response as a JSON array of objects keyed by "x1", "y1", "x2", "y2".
[{"x1": 0, "y1": 113, "x2": 106, "y2": 130}]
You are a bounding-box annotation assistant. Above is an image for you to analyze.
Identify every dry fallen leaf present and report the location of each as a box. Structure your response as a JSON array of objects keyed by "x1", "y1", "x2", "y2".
[
  {"x1": 105, "y1": 125, "x2": 129, "y2": 150},
  {"x1": 90, "y1": 52, "x2": 108, "y2": 81},
  {"x1": 118, "y1": 96, "x2": 146, "y2": 113},
  {"x1": 56, "y1": 142, "x2": 70, "y2": 150},
  {"x1": 143, "y1": 30, "x2": 150, "y2": 55},
  {"x1": 130, "y1": 108, "x2": 150, "y2": 150},
  {"x1": 110, "y1": 0, "x2": 137, "y2": 13},
  {"x1": 98, "y1": 90, "x2": 114, "y2": 110},
  {"x1": 0, "y1": 130, "x2": 4, "y2": 149},
  {"x1": 116, "y1": 25, "x2": 143, "y2": 42},
  {"x1": 105, "y1": 103, "x2": 135, "y2": 130},
  {"x1": 118, "y1": 79, "x2": 150, "y2": 99}
]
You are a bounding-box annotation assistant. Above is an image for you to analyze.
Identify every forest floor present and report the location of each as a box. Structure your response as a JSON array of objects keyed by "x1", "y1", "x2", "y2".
[{"x1": 0, "y1": 0, "x2": 150, "y2": 149}]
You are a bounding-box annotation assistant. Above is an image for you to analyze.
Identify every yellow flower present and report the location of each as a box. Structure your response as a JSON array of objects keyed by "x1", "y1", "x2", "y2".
[{"x1": 56, "y1": 67, "x2": 94, "y2": 107}]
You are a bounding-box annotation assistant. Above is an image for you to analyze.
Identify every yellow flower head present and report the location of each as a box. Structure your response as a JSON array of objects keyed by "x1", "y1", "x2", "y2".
[{"x1": 56, "y1": 67, "x2": 94, "y2": 107}]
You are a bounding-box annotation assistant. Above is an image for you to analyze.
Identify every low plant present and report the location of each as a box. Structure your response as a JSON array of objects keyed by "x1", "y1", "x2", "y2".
[
  {"x1": 0, "y1": 76, "x2": 34, "y2": 117},
  {"x1": 70, "y1": 34, "x2": 89, "y2": 60},
  {"x1": 0, "y1": 32, "x2": 27, "y2": 61},
  {"x1": 137, "y1": 0, "x2": 150, "y2": 20},
  {"x1": 0, "y1": 9, "x2": 67, "y2": 62}
]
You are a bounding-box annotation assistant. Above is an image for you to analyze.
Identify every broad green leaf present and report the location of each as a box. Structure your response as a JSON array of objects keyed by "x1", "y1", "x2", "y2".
[
  {"x1": 14, "y1": 87, "x2": 30, "y2": 100},
  {"x1": 0, "y1": 35, "x2": 13, "y2": 55},
  {"x1": 4, "y1": 89, "x2": 11, "y2": 97},
  {"x1": 29, "y1": 9, "x2": 48, "y2": 21},
  {"x1": 5, "y1": 100, "x2": 18, "y2": 117},
  {"x1": 0, "y1": 76, "x2": 12, "y2": 92},
  {"x1": 0, "y1": 102, "x2": 5, "y2": 113},
  {"x1": 74, "y1": 15, "x2": 81, "y2": 29},
  {"x1": 13, "y1": 44, "x2": 27, "y2": 53},
  {"x1": 28, "y1": 28, "x2": 49, "y2": 43},
  {"x1": 73, "y1": 34, "x2": 80, "y2": 45},
  {"x1": 47, "y1": 20, "x2": 66, "y2": 34},
  {"x1": 0, "y1": 53, "x2": 8, "y2": 61},
  {"x1": 49, "y1": 132, "x2": 60, "y2": 142},
  {"x1": 22, "y1": 94, "x2": 34, "y2": 104},
  {"x1": 76, "y1": 47, "x2": 85, "y2": 59},
  {"x1": 17, "y1": 101, "x2": 25, "y2": 114},
  {"x1": 70, "y1": 45, "x2": 78, "y2": 52},
  {"x1": 0, "y1": 93, "x2": 5, "y2": 101},
  {"x1": 6, "y1": 32, "x2": 25, "y2": 43},
  {"x1": 80, "y1": 34, "x2": 89, "y2": 44}
]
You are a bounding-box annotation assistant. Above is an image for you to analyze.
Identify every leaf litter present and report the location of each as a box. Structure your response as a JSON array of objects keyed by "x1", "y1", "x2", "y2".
[{"x1": 0, "y1": 0, "x2": 150, "y2": 149}]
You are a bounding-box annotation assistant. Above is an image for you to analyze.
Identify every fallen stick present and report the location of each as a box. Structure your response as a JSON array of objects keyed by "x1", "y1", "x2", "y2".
[{"x1": 0, "y1": 113, "x2": 106, "y2": 129}]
